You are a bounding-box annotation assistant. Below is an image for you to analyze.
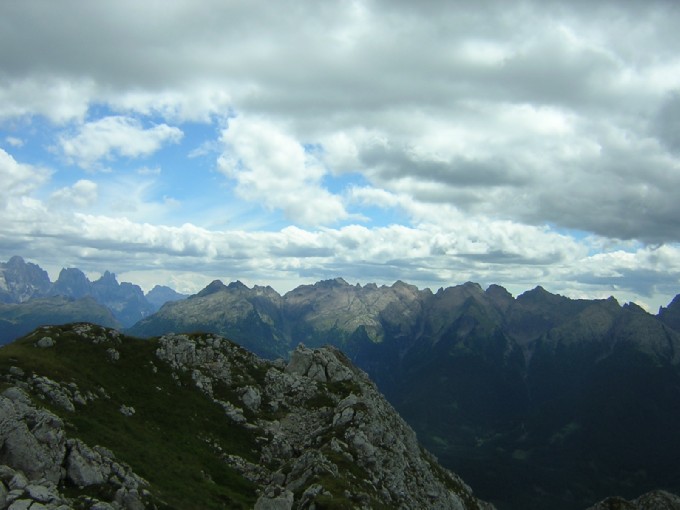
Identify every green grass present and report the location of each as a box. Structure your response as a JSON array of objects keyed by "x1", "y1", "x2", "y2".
[{"x1": 0, "y1": 324, "x2": 259, "y2": 509}]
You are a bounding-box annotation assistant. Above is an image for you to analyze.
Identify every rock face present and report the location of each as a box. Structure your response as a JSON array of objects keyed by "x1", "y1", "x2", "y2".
[
  {"x1": 5, "y1": 256, "x2": 680, "y2": 509},
  {"x1": 0, "y1": 256, "x2": 189, "y2": 338},
  {"x1": 145, "y1": 285, "x2": 187, "y2": 312},
  {"x1": 0, "y1": 387, "x2": 148, "y2": 510},
  {"x1": 155, "y1": 335, "x2": 492, "y2": 509},
  {"x1": 0, "y1": 256, "x2": 51, "y2": 304},
  {"x1": 586, "y1": 490, "x2": 680, "y2": 510},
  {"x1": 1, "y1": 323, "x2": 493, "y2": 509},
  {"x1": 0, "y1": 296, "x2": 121, "y2": 346},
  {"x1": 131, "y1": 279, "x2": 680, "y2": 510}
]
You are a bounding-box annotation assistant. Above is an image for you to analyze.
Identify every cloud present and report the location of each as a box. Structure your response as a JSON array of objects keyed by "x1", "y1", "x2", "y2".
[
  {"x1": 1, "y1": 0, "x2": 680, "y2": 311},
  {"x1": 58, "y1": 116, "x2": 183, "y2": 170},
  {"x1": 0, "y1": 76, "x2": 94, "y2": 124},
  {"x1": 5, "y1": 136, "x2": 24, "y2": 148},
  {"x1": 652, "y1": 91, "x2": 680, "y2": 154},
  {"x1": 50, "y1": 179, "x2": 98, "y2": 208},
  {"x1": 0, "y1": 149, "x2": 50, "y2": 202},
  {"x1": 218, "y1": 117, "x2": 348, "y2": 226}
]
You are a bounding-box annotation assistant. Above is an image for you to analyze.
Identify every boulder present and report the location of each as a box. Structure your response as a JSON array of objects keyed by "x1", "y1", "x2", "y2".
[{"x1": 0, "y1": 388, "x2": 66, "y2": 483}]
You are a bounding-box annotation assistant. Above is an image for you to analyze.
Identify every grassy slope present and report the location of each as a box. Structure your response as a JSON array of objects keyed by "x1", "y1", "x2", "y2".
[{"x1": 0, "y1": 324, "x2": 258, "y2": 510}]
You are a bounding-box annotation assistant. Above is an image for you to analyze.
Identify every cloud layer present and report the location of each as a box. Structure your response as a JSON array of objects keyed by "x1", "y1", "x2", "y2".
[{"x1": 1, "y1": 0, "x2": 680, "y2": 310}]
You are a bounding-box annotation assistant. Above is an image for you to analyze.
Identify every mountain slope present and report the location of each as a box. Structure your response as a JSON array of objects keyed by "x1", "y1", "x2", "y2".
[
  {"x1": 145, "y1": 285, "x2": 187, "y2": 311},
  {"x1": 128, "y1": 279, "x2": 680, "y2": 510},
  {"x1": 129, "y1": 280, "x2": 289, "y2": 359},
  {"x1": 0, "y1": 257, "x2": 186, "y2": 335},
  {"x1": 0, "y1": 296, "x2": 121, "y2": 345},
  {"x1": 0, "y1": 256, "x2": 52, "y2": 303},
  {"x1": 0, "y1": 323, "x2": 492, "y2": 509}
]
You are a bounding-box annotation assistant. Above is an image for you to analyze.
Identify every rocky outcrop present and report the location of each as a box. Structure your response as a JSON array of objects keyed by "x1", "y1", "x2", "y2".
[
  {"x1": 0, "y1": 387, "x2": 149, "y2": 510},
  {"x1": 155, "y1": 335, "x2": 493, "y2": 509},
  {"x1": 0, "y1": 256, "x2": 52, "y2": 304},
  {"x1": 6, "y1": 322, "x2": 680, "y2": 509},
  {"x1": 0, "y1": 387, "x2": 65, "y2": 484},
  {"x1": 586, "y1": 490, "x2": 680, "y2": 509},
  {"x1": 2, "y1": 323, "x2": 493, "y2": 508}
]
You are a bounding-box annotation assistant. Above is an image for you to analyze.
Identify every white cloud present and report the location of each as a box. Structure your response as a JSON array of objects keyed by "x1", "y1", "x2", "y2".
[
  {"x1": 59, "y1": 116, "x2": 183, "y2": 170},
  {"x1": 5, "y1": 136, "x2": 24, "y2": 148},
  {"x1": 107, "y1": 86, "x2": 232, "y2": 123},
  {"x1": 136, "y1": 166, "x2": 162, "y2": 176},
  {"x1": 0, "y1": 149, "x2": 51, "y2": 202},
  {"x1": 1, "y1": 0, "x2": 680, "y2": 310},
  {"x1": 50, "y1": 179, "x2": 98, "y2": 208},
  {"x1": 218, "y1": 117, "x2": 348, "y2": 226},
  {"x1": 0, "y1": 77, "x2": 93, "y2": 124}
]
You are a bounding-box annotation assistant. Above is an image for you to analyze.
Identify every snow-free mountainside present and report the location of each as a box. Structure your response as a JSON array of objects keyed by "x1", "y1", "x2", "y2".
[
  {"x1": 2, "y1": 256, "x2": 680, "y2": 509},
  {"x1": 0, "y1": 323, "x2": 494, "y2": 509}
]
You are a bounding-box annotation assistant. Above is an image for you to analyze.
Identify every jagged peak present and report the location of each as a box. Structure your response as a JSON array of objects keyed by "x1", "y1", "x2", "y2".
[
  {"x1": 486, "y1": 283, "x2": 512, "y2": 297},
  {"x1": 659, "y1": 293, "x2": 680, "y2": 315},
  {"x1": 463, "y1": 281, "x2": 484, "y2": 291},
  {"x1": 194, "y1": 279, "x2": 227, "y2": 298},
  {"x1": 227, "y1": 280, "x2": 248, "y2": 291},
  {"x1": 391, "y1": 279, "x2": 419, "y2": 291},
  {"x1": 57, "y1": 267, "x2": 88, "y2": 279},
  {"x1": 517, "y1": 285, "x2": 564, "y2": 303},
  {"x1": 7, "y1": 255, "x2": 26, "y2": 266},
  {"x1": 434, "y1": 281, "x2": 484, "y2": 298},
  {"x1": 315, "y1": 277, "x2": 350, "y2": 288},
  {"x1": 623, "y1": 301, "x2": 648, "y2": 314},
  {"x1": 94, "y1": 270, "x2": 118, "y2": 285}
]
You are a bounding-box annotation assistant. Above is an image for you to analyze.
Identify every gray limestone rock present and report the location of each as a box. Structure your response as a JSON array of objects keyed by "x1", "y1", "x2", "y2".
[
  {"x1": 8, "y1": 367, "x2": 24, "y2": 378},
  {"x1": 241, "y1": 386, "x2": 262, "y2": 411},
  {"x1": 3, "y1": 325, "x2": 496, "y2": 509},
  {"x1": 7, "y1": 500, "x2": 33, "y2": 510},
  {"x1": 35, "y1": 337, "x2": 54, "y2": 348},
  {"x1": 254, "y1": 489, "x2": 294, "y2": 510},
  {"x1": 30, "y1": 376, "x2": 75, "y2": 412},
  {"x1": 0, "y1": 388, "x2": 66, "y2": 483},
  {"x1": 285, "y1": 344, "x2": 354, "y2": 383},
  {"x1": 586, "y1": 490, "x2": 680, "y2": 510},
  {"x1": 0, "y1": 384, "x2": 148, "y2": 509},
  {"x1": 106, "y1": 348, "x2": 120, "y2": 361},
  {"x1": 66, "y1": 439, "x2": 110, "y2": 487},
  {"x1": 119, "y1": 405, "x2": 135, "y2": 417}
]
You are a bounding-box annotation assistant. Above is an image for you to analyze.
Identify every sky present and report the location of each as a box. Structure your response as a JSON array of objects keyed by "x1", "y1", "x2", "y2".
[{"x1": 1, "y1": 0, "x2": 680, "y2": 311}]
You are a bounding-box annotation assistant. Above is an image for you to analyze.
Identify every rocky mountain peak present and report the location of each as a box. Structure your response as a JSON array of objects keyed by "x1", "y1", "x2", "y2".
[
  {"x1": 659, "y1": 293, "x2": 680, "y2": 332},
  {"x1": 145, "y1": 284, "x2": 187, "y2": 311},
  {"x1": 485, "y1": 284, "x2": 514, "y2": 313},
  {"x1": 315, "y1": 277, "x2": 350, "y2": 288},
  {"x1": 227, "y1": 280, "x2": 249, "y2": 291},
  {"x1": 0, "y1": 256, "x2": 52, "y2": 303},
  {"x1": 516, "y1": 285, "x2": 557, "y2": 304},
  {"x1": 93, "y1": 270, "x2": 118, "y2": 287},
  {"x1": 195, "y1": 279, "x2": 228, "y2": 297},
  {"x1": 52, "y1": 267, "x2": 90, "y2": 299}
]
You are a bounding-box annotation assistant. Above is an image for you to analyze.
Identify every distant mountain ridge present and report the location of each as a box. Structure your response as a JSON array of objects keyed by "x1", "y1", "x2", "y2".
[
  {"x1": 4, "y1": 255, "x2": 680, "y2": 508},
  {"x1": 130, "y1": 276, "x2": 680, "y2": 510},
  {"x1": 0, "y1": 256, "x2": 187, "y2": 336}
]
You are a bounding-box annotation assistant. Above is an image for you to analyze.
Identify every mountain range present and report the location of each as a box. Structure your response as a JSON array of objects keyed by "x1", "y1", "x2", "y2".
[
  {"x1": 2, "y1": 255, "x2": 680, "y2": 509},
  {"x1": 0, "y1": 323, "x2": 494, "y2": 509},
  {"x1": 0, "y1": 256, "x2": 186, "y2": 338},
  {"x1": 129, "y1": 277, "x2": 680, "y2": 509}
]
